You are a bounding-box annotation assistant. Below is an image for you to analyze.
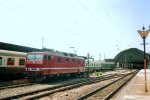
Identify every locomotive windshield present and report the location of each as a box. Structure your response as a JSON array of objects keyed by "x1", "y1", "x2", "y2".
[
  {"x1": 35, "y1": 55, "x2": 43, "y2": 61},
  {"x1": 27, "y1": 54, "x2": 43, "y2": 61}
]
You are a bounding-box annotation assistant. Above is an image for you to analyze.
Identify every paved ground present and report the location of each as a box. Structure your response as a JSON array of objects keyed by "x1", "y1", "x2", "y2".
[{"x1": 113, "y1": 69, "x2": 150, "y2": 100}]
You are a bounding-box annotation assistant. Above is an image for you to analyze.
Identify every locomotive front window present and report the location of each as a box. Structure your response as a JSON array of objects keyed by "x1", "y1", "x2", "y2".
[
  {"x1": 35, "y1": 55, "x2": 43, "y2": 61},
  {"x1": 27, "y1": 55, "x2": 34, "y2": 61}
]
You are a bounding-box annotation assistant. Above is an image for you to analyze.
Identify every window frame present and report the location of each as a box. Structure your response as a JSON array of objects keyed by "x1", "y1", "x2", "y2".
[{"x1": 7, "y1": 58, "x2": 15, "y2": 65}]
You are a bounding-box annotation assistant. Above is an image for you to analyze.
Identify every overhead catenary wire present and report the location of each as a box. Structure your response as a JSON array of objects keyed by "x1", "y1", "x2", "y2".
[
  {"x1": 78, "y1": 0, "x2": 114, "y2": 35},
  {"x1": 100, "y1": 0, "x2": 122, "y2": 35},
  {"x1": 2, "y1": 0, "x2": 34, "y2": 15},
  {"x1": 100, "y1": 0, "x2": 126, "y2": 41}
]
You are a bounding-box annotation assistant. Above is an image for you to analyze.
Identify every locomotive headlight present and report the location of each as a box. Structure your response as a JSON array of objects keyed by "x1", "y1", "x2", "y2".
[{"x1": 26, "y1": 68, "x2": 30, "y2": 71}]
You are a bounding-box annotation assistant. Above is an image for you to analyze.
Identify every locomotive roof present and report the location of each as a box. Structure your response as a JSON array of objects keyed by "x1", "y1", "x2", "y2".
[
  {"x1": 28, "y1": 48, "x2": 85, "y2": 59},
  {"x1": 28, "y1": 51, "x2": 84, "y2": 59}
]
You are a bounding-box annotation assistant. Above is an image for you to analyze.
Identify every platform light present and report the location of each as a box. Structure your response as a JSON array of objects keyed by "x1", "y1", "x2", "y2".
[{"x1": 137, "y1": 26, "x2": 150, "y2": 92}]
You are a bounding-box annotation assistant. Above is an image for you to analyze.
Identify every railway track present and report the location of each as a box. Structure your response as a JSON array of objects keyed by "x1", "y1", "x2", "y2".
[
  {"x1": 0, "y1": 74, "x2": 121, "y2": 100},
  {"x1": 77, "y1": 70, "x2": 138, "y2": 100},
  {"x1": 0, "y1": 79, "x2": 32, "y2": 90},
  {"x1": 0, "y1": 83, "x2": 33, "y2": 90}
]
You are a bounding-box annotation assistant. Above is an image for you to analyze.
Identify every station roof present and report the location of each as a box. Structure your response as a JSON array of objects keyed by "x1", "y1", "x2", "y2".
[
  {"x1": 114, "y1": 48, "x2": 150, "y2": 63},
  {"x1": 0, "y1": 42, "x2": 42, "y2": 52}
]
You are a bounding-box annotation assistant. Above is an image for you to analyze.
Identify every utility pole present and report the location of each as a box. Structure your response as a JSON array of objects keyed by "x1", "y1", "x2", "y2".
[
  {"x1": 42, "y1": 37, "x2": 44, "y2": 50},
  {"x1": 125, "y1": 52, "x2": 127, "y2": 68}
]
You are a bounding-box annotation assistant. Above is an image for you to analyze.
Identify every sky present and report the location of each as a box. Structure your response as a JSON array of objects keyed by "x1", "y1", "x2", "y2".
[{"x1": 0, "y1": 0, "x2": 150, "y2": 60}]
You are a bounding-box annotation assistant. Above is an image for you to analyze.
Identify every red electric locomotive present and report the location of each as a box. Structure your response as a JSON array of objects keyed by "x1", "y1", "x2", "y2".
[{"x1": 25, "y1": 50, "x2": 85, "y2": 81}]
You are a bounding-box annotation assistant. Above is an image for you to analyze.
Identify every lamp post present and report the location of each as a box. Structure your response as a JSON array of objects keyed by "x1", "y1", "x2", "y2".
[{"x1": 137, "y1": 26, "x2": 150, "y2": 92}]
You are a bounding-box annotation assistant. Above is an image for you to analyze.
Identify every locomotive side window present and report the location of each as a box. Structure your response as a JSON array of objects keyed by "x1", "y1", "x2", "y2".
[
  {"x1": 72, "y1": 59, "x2": 75, "y2": 64},
  {"x1": 58, "y1": 57, "x2": 62, "y2": 63},
  {"x1": 0, "y1": 57, "x2": 2, "y2": 65},
  {"x1": 27, "y1": 55, "x2": 34, "y2": 61},
  {"x1": 78, "y1": 60, "x2": 80, "y2": 64},
  {"x1": 19, "y1": 58, "x2": 25, "y2": 65},
  {"x1": 44, "y1": 55, "x2": 47, "y2": 60},
  {"x1": 66, "y1": 58, "x2": 69, "y2": 63},
  {"x1": 48, "y1": 56, "x2": 51, "y2": 61},
  {"x1": 7, "y1": 58, "x2": 15, "y2": 65}
]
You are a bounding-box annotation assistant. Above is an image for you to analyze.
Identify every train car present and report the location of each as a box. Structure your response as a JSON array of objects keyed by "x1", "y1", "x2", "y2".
[
  {"x1": 85, "y1": 60, "x2": 101, "y2": 72},
  {"x1": 25, "y1": 51, "x2": 85, "y2": 80},
  {"x1": 0, "y1": 50, "x2": 27, "y2": 80},
  {"x1": 101, "y1": 62, "x2": 115, "y2": 70},
  {"x1": 85, "y1": 60, "x2": 115, "y2": 72}
]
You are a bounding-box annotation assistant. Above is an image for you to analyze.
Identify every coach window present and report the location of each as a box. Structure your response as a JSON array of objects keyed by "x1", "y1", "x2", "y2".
[
  {"x1": 0, "y1": 57, "x2": 2, "y2": 65},
  {"x1": 19, "y1": 58, "x2": 25, "y2": 65},
  {"x1": 7, "y1": 58, "x2": 15, "y2": 65}
]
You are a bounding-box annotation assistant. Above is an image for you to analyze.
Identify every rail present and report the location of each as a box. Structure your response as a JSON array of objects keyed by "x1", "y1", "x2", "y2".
[
  {"x1": 77, "y1": 70, "x2": 138, "y2": 100},
  {"x1": 0, "y1": 74, "x2": 119, "y2": 100}
]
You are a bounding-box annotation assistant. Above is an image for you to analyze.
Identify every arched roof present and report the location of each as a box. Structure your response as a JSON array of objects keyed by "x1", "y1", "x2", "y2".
[{"x1": 114, "y1": 48, "x2": 150, "y2": 63}]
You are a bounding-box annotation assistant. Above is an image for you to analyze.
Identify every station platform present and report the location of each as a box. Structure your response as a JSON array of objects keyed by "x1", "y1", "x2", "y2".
[{"x1": 113, "y1": 69, "x2": 150, "y2": 100}]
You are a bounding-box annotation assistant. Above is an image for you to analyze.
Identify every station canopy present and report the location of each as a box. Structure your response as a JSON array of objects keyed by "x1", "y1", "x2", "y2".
[
  {"x1": 114, "y1": 48, "x2": 150, "y2": 69},
  {"x1": 0, "y1": 42, "x2": 42, "y2": 52}
]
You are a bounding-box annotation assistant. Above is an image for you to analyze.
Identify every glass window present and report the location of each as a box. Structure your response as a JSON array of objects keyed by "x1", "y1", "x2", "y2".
[
  {"x1": 78, "y1": 60, "x2": 80, "y2": 64},
  {"x1": 0, "y1": 57, "x2": 2, "y2": 65},
  {"x1": 48, "y1": 56, "x2": 51, "y2": 61},
  {"x1": 27, "y1": 54, "x2": 34, "y2": 61},
  {"x1": 44, "y1": 55, "x2": 47, "y2": 60},
  {"x1": 58, "y1": 57, "x2": 62, "y2": 63},
  {"x1": 35, "y1": 55, "x2": 43, "y2": 61},
  {"x1": 72, "y1": 59, "x2": 75, "y2": 64},
  {"x1": 66, "y1": 59, "x2": 69, "y2": 63},
  {"x1": 19, "y1": 58, "x2": 25, "y2": 65},
  {"x1": 7, "y1": 58, "x2": 15, "y2": 65},
  {"x1": 86, "y1": 63, "x2": 88, "y2": 66}
]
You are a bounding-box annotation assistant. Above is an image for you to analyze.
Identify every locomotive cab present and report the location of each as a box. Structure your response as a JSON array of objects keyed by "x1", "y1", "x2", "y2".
[{"x1": 26, "y1": 52, "x2": 52, "y2": 72}]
